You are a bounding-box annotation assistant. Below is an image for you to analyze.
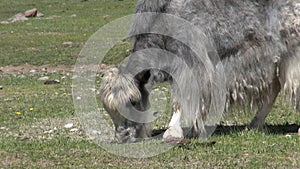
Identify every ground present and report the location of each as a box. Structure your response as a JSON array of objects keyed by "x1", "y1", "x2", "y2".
[{"x1": 0, "y1": 0, "x2": 299, "y2": 168}]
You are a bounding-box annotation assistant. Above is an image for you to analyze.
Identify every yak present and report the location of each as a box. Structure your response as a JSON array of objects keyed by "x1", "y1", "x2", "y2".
[{"x1": 100, "y1": 0, "x2": 300, "y2": 143}]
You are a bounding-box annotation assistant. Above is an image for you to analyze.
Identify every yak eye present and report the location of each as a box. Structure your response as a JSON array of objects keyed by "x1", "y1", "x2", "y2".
[{"x1": 130, "y1": 100, "x2": 137, "y2": 106}]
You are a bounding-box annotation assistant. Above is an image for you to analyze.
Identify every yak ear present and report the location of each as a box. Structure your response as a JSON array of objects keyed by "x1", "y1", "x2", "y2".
[{"x1": 100, "y1": 67, "x2": 141, "y2": 111}]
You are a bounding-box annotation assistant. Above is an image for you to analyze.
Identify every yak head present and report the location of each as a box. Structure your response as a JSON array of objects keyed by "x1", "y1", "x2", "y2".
[{"x1": 100, "y1": 67, "x2": 153, "y2": 143}]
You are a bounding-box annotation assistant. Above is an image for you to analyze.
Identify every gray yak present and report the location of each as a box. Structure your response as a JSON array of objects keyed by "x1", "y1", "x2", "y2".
[{"x1": 100, "y1": 0, "x2": 300, "y2": 143}]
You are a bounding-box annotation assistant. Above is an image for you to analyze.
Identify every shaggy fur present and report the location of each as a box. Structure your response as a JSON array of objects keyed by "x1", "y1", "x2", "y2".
[{"x1": 100, "y1": 0, "x2": 300, "y2": 143}]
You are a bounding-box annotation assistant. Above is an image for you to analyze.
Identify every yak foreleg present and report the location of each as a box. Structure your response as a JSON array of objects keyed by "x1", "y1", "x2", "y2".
[{"x1": 163, "y1": 102, "x2": 184, "y2": 142}]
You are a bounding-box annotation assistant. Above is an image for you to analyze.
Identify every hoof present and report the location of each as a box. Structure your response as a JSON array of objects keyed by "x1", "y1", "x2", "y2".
[
  {"x1": 249, "y1": 121, "x2": 268, "y2": 133},
  {"x1": 163, "y1": 125, "x2": 184, "y2": 142}
]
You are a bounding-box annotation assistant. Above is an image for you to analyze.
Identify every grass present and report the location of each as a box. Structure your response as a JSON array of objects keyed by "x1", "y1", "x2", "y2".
[
  {"x1": 0, "y1": 0, "x2": 135, "y2": 66},
  {"x1": 0, "y1": 0, "x2": 299, "y2": 168}
]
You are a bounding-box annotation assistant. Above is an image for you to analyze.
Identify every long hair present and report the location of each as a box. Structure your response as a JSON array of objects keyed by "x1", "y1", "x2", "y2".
[{"x1": 100, "y1": 0, "x2": 300, "y2": 140}]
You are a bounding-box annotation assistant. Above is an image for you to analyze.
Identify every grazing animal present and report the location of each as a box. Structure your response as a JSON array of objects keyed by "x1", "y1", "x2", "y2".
[{"x1": 100, "y1": 0, "x2": 300, "y2": 143}]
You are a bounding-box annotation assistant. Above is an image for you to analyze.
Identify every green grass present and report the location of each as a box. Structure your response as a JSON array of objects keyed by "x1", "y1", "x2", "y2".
[
  {"x1": 0, "y1": 0, "x2": 299, "y2": 168},
  {"x1": 0, "y1": 0, "x2": 135, "y2": 66}
]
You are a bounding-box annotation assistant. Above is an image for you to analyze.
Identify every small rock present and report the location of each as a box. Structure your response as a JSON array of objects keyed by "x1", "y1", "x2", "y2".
[
  {"x1": 0, "y1": 86, "x2": 3, "y2": 90},
  {"x1": 29, "y1": 69, "x2": 37, "y2": 73},
  {"x1": 70, "y1": 128, "x2": 79, "y2": 132},
  {"x1": 0, "y1": 21, "x2": 10, "y2": 25},
  {"x1": 103, "y1": 15, "x2": 110, "y2": 20},
  {"x1": 62, "y1": 41, "x2": 74, "y2": 47},
  {"x1": 24, "y1": 8, "x2": 38, "y2": 17},
  {"x1": 76, "y1": 96, "x2": 81, "y2": 100},
  {"x1": 44, "y1": 129, "x2": 53, "y2": 134},
  {"x1": 44, "y1": 79, "x2": 60, "y2": 85},
  {"x1": 91, "y1": 130, "x2": 101, "y2": 135},
  {"x1": 70, "y1": 14, "x2": 77, "y2": 17},
  {"x1": 38, "y1": 76, "x2": 49, "y2": 81},
  {"x1": 36, "y1": 12, "x2": 44, "y2": 17},
  {"x1": 285, "y1": 134, "x2": 292, "y2": 138},
  {"x1": 64, "y1": 123, "x2": 73, "y2": 129},
  {"x1": 298, "y1": 128, "x2": 300, "y2": 136},
  {"x1": 89, "y1": 88, "x2": 96, "y2": 92},
  {"x1": 41, "y1": 67, "x2": 48, "y2": 72}
]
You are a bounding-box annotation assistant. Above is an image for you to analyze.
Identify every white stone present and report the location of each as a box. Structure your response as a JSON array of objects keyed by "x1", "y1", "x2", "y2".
[
  {"x1": 70, "y1": 128, "x2": 79, "y2": 132},
  {"x1": 64, "y1": 123, "x2": 73, "y2": 129},
  {"x1": 38, "y1": 76, "x2": 49, "y2": 81}
]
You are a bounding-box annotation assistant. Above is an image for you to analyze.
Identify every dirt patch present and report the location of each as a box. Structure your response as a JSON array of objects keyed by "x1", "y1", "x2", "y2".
[{"x1": 0, "y1": 64, "x2": 113, "y2": 74}]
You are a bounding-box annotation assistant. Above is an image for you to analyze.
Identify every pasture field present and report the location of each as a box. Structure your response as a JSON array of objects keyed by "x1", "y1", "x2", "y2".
[{"x1": 0, "y1": 0, "x2": 299, "y2": 168}]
